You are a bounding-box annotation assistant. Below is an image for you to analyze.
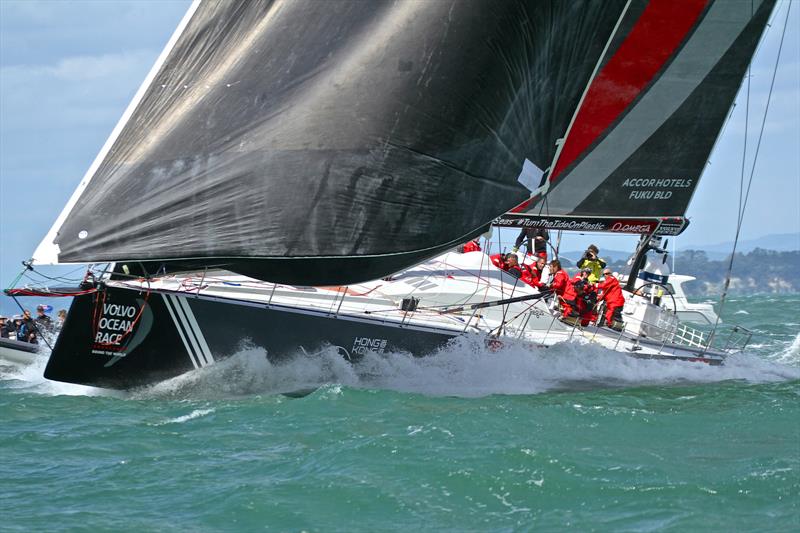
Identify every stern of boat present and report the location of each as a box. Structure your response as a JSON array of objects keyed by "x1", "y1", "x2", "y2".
[{"x1": 44, "y1": 285, "x2": 198, "y2": 389}]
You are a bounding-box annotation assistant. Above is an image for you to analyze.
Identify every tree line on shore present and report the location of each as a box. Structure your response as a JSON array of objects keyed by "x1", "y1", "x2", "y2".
[{"x1": 606, "y1": 248, "x2": 799, "y2": 296}]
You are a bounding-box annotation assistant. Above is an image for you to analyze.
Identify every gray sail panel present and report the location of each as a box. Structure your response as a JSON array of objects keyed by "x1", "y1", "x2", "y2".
[
  {"x1": 517, "y1": 0, "x2": 775, "y2": 224},
  {"x1": 48, "y1": 0, "x2": 626, "y2": 284}
]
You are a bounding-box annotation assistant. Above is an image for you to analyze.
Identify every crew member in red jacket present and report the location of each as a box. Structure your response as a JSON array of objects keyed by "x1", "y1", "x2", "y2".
[
  {"x1": 571, "y1": 269, "x2": 598, "y2": 326},
  {"x1": 549, "y1": 259, "x2": 579, "y2": 318},
  {"x1": 596, "y1": 268, "x2": 625, "y2": 327},
  {"x1": 490, "y1": 253, "x2": 525, "y2": 281},
  {"x1": 461, "y1": 239, "x2": 481, "y2": 253},
  {"x1": 490, "y1": 253, "x2": 506, "y2": 269},
  {"x1": 548, "y1": 259, "x2": 568, "y2": 296},
  {"x1": 523, "y1": 256, "x2": 549, "y2": 289}
]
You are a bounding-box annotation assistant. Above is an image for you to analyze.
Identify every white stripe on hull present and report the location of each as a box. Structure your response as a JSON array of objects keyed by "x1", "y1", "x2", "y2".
[
  {"x1": 162, "y1": 294, "x2": 200, "y2": 369},
  {"x1": 175, "y1": 295, "x2": 215, "y2": 365}
]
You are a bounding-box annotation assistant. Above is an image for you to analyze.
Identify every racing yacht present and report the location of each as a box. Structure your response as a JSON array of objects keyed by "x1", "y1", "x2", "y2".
[{"x1": 7, "y1": 0, "x2": 774, "y2": 388}]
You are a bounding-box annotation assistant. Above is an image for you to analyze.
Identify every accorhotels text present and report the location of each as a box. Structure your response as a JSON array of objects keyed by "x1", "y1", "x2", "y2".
[{"x1": 623, "y1": 177, "x2": 693, "y2": 200}]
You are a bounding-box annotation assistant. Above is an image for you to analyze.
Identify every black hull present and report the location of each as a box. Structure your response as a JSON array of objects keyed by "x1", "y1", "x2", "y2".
[{"x1": 45, "y1": 286, "x2": 457, "y2": 389}]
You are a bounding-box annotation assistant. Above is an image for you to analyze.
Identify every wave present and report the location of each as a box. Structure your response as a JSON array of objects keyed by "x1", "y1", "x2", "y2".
[
  {"x1": 128, "y1": 336, "x2": 800, "y2": 400},
  {"x1": 775, "y1": 332, "x2": 800, "y2": 365},
  {"x1": 0, "y1": 345, "x2": 115, "y2": 397},
  {"x1": 5, "y1": 333, "x2": 798, "y2": 400},
  {"x1": 151, "y1": 408, "x2": 215, "y2": 425}
]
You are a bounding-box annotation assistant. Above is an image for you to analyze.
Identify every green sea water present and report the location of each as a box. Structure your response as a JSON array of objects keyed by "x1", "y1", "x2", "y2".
[{"x1": 2, "y1": 295, "x2": 798, "y2": 532}]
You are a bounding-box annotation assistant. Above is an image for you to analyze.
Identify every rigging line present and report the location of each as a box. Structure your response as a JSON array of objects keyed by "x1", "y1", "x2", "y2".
[
  {"x1": 704, "y1": 0, "x2": 781, "y2": 169},
  {"x1": 431, "y1": 255, "x2": 478, "y2": 308},
  {"x1": 496, "y1": 278, "x2": 520, "y2": 336},
  {"x1": 21, "y1": 263, "x2": 90, "y2": 282},
  {"x1": 22, "y1": 268, "x2": 90, "y2": 285},
  {"x1": 740, "y1": 0, "x2": 792, "y2": 230},
  {"x1": 737, "y1": 0, "x2": 756, "y2": 221},
  {"x1": 710, "y1": 0, "x2": 791, "y2": 344},
  {"x1": 738, "y1": 27, "x2": 751, "y2": 225},
  {"x1": 476, "y1": 237, "x2": 489, "y2": 305},
  {"x1": 441, "y1": 249, "x2": 491, "y2": 308},
  {"x1": 498, "y1": 299, "x2": 543, "y2": 333},
  {"x1": 6, "y1": 260, "x2": 34, "y2": 291}
]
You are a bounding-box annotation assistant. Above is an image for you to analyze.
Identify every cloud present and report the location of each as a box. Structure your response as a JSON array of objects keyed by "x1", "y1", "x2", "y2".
[
  {"x1": 0, "y1": 0, "x2": 190, "y2": 66},
  {"x1": 0, "y1": 1, "x2": 192, "y2": 289},
  {"x1": 0, "y1": 50, "x2": 156, "y2": 131},
  {"x1": 52, "y1": 52, "x2": 154, "y2": 82}
]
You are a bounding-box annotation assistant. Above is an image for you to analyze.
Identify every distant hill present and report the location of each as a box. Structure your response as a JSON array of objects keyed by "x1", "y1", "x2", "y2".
[
  {"x1": 678, "y1": 232, "x2": 800, "y2": 257},
  {"x1": 559, "y1": 233, "x2": 800, "y2": 264},
  {"x1": 604, "y1": 248, "x2": 800, "y2": 296},
  {"x1": 561, "y1": 249, "x2": 632, "y2": 265}
]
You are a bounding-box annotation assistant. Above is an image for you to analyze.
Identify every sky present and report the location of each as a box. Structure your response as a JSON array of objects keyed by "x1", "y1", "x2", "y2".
[{"x1": 1, "y1": 0, "x2": 798, "y2": 304}]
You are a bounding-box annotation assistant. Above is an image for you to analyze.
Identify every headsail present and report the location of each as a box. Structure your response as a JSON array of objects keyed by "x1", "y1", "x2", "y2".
[
  {"x1": 33, "y1": 0, "x2": 627, "y2": 284},
  {"x1": 499, "y1": 0, "x2": 777, "y2": 235}
]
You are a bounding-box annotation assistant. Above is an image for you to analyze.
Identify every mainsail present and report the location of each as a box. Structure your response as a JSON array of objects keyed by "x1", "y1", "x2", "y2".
[
  {"x1": 498, "y1": 0, "x2": 777, "y2": 236},
  {"x1": 33, "y1": 0, "x2": 627, "y2": 284}
]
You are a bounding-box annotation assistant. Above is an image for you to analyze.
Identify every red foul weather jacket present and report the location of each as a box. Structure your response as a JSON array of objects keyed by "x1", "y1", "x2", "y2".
[
  {"x1": 462, "y1": 240, "x2": 481, "y2": 253},
  {"x1": 551, "y1": 269, "x2": 575, "y2": 300},
  {"x1": 597, "y1": 276, "x2": 625, "y2": 308}
]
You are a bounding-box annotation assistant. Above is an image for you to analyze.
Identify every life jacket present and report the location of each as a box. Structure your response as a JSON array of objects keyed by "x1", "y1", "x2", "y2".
[
  {"x1": 576, "y1": 257, "x2": 606, "y2": 283},
  {"x1": 18, "y1": 320, "x2": 34, "y2": 342}
]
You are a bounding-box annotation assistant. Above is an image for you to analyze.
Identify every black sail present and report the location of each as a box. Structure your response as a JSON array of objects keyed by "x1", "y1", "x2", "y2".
[
  {"x1": 499, "y1": 0, "x2": 776, "y2": 236},
  {"x1": 38, "y1": 0, "x2": 626, "y2": 284}
]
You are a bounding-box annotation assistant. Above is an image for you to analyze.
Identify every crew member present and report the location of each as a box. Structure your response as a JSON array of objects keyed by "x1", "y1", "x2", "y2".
[
  {"x1": 548, "y1": 260, "x2": 570, "y2": 297},
  {"x1": 597, "y1": 268, "x2": 625, "y2": 329},
  {"x1": 11, "y1": 315, "x2": 23, "y2": 340},
  {"x1": 490, "y1": 253, "x2": 524, "y2": 280},
  {"x1": 503, "y1": 253, "x2": 524, "y2": 280},
  {"x1": 549, "y1": 260, "x2": 579, "y2": 318},
  {"x1": 0, "y1": 316, "x2": 10, "y2": 338},
  {"x1": 35, "y1": 305, "x2": 52, "y2": 330},
  {"x1": 512, "y1": 228, "x2": 549, "y2": 259},
  {"x1": 576, "y1": 244, "x2": 606, "y2": 283},
  {"x1": 18, "y1": 310, "x2": 37, "y2": 343},
  {"x1": 572, "y1": 269, "x2": 598, "y2": 326},
  {"x1": 461, "y1": 239, "x2": 481, "y2": 253},
  {"x1": 524, "y1": 256, "x2": 549, "y2": 289},
  {"x1": 534, "y1": 256, "x2": 551, "y2": 286}
]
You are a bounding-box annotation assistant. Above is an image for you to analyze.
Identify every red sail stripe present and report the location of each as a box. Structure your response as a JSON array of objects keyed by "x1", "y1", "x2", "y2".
[
  {"x1": 509, "y1": 198, "x2": 533, "y2": 213},
  {"x1": 548, "y1": 0, "x2": 708, "y2": 183}
]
